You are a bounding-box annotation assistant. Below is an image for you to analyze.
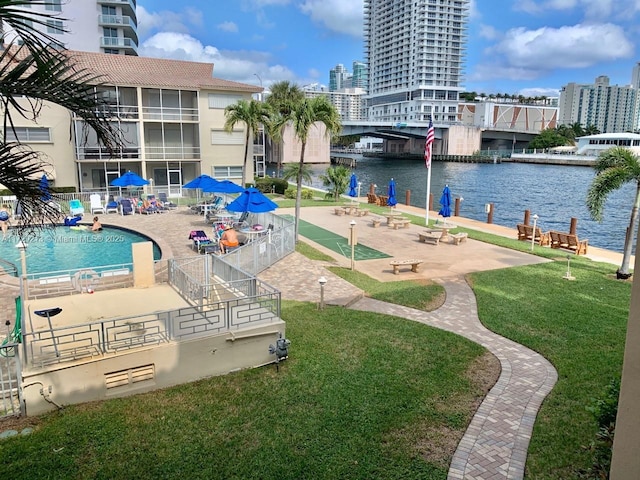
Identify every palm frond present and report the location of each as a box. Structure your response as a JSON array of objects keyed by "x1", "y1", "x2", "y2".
[{"x1": 586, "y1": 167, "x2": 629, "y2": 221}]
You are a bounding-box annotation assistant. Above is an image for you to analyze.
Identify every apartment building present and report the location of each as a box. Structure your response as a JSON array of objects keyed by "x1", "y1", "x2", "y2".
[
  {"x1": 4, "y1": 50, "x2": 261, "y2": 194},
  {"x1": 364, "y1": 0, "x2": 470, "y2": 123},
  {"x1": 303, "y1": 87, "x2": 367, "y2": 121},
  {"x1": 559, "y1": 76, "x2": 637, "y2": 133},
  {"x1": 4, "y1": 0, "x2": 139, "y2": 55}
]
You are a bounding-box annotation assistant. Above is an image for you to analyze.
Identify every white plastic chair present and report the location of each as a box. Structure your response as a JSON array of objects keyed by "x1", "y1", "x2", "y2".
[{"x1": 90, "y1": 194, "x2": 105, "y2": 214}]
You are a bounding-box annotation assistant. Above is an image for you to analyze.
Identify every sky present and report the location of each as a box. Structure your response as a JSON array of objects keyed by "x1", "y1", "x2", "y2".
[{"x1": 137, "y1": 0, "x2": 640, "y2": 99}]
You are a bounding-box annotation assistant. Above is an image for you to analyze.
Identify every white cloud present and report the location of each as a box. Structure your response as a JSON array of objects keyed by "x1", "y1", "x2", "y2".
[
  {"x1": 299, "y1": 0, "x2": 363, "y2": 38},
  {"x1": 515, "y1": 0, "x2": 617, "y2": 20},
  {"x1": 138, "y1": 32, "x2": 297, "y2": 86},
  {"x1": 476, "y1": 23, "x2": 633, "y2": 81},
  {"x1": 136, "y1": 5, "x2": 201, "y2": 38},
  {"x1": 217, "y1": 21, "x2": 239, "y2": 33},
  {"x1": 518, "y1": 87, "x2": 561, "y2": 98},
  {"x1": 479, "y1": 24, "x2": 499, "y2": 40}
]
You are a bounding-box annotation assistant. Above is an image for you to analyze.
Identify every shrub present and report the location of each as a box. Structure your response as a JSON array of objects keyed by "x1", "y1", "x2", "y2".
[
  {"x1": 254, "y1": 177, "x2": 288, "y2": 195},
  {"x1": 284, "y1": 188, "x2": 315, "y2": 200},
  {"x1": 284, "y1": 188, "x2": 296, "y2": 199}
]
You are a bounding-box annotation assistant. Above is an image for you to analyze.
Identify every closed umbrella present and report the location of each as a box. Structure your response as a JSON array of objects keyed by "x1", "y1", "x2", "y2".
[
  {"x1": 226, "y1": 187, "x2": 278, "y2": 213},
  {"x1": 438, "y1": 184, "x2": 452, "y2": 220},
  {"x1": 387, "y1": 178, "x2": 397, "y2": 207},
  {"x1": 348, "y1": 173, "x2": 358, "y2": 198},
  {"x1": 39, "y1": 174, "x2": 51, "y2": 202}
]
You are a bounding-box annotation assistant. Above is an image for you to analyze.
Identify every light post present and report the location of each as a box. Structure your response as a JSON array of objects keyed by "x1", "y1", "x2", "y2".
[
  {"x1": 563, "y1": 254, "x2": 576, "y2": 280},
  {"x1": 16, "y1": 240, "x2": 28, "y2": 299},
  {"x1": 531, "y1": 214, "x2": 538, "y2": 251},
  {"x1": 349, "y1": 220, "x2": 357, "y2": 271},
  {"x1": 357, "y1": 181, "x2": 362, "y2": 201},
  {"x1": 318, "y1": 276, "x2": 327, "y2": 310}
]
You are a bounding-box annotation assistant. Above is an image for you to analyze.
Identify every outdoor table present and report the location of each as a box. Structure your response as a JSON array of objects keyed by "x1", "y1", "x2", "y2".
[
  {"x1": 431, "y1": 223, "x2": 457, "y2": 241},
  {"x1": 342, "y1": 203, "x2": 359, "y2": 215},
  {"x1": 382, "y1": 212, "x2": 404, "y2": 225},
  {"x1": 239, "y1": 228, "x2": 266, "y2": 244}
]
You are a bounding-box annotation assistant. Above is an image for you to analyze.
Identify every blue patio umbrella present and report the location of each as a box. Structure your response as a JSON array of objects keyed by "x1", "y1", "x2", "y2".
[
  {"x1": 387, "y1": 178, "x2": 397, "y2": 207},
  {"x1": 201, "y1": 179, "x2": 244, "y2": 194},
  {"x1": 348, "y1": 173, "x2": 358, "y2": 198},
  {"x1": 438, "y1": 184, "x2": 452, "y2": 219},
  {"x1": 226, "y1": 187, "x2": 278, "y2": 213},
  {"x1": 110, "y1": 171, "x2": 149, "y2": 188},
  {"x1": 39, "y1": 174, "x2": 51, "y2": 201},
  {"x1": 183, "y1": 174, "x2": 217, "y2": 190}
]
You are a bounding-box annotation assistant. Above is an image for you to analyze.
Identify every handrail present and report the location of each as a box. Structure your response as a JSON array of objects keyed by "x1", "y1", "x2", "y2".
[{"x1": 0, "y1": 257, "x2": 18, "y2": 277}]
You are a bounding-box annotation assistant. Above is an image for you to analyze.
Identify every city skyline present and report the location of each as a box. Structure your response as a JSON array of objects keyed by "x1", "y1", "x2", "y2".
[{"x1": 137, "y1": 1, "x2": 640, "y2": 98}]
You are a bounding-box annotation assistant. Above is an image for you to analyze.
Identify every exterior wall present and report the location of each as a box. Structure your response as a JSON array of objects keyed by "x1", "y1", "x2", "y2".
[
  {"x1": 22, "y1": 321, "x2": 286, "y2": 416},
  {"x1": 280, "y1": 123, "x2": 331, "y2": 164},
  {"x1": 444, "y1": 125, "x2": 482, "y2": 155},
  {"x1": 458, "y1": 102, "x2": 557, "y2": 133}
]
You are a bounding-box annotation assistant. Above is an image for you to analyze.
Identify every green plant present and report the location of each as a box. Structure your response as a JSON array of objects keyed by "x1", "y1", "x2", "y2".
[
  {"x1": 254, "y1": 177, "x2": 288, "y2": 194},
  {"x1": 319, "y1": 165, "x2": 350, "y2": 201},
  {"x1": 284, "y1": 187, "x2": 296, "y2": 199},
  {"x1": 301, "y1": 189, "x2": 314, "y2": 200}
]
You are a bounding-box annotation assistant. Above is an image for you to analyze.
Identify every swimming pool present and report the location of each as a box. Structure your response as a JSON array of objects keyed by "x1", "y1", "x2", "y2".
[{"x1": 0, "y1": 225, "x2": 161, "y2": 276}]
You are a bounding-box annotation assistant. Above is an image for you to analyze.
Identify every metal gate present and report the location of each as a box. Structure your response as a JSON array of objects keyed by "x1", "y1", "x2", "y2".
[{"x1": 0, "y1": 344, "x2": 22, "y2": 418}]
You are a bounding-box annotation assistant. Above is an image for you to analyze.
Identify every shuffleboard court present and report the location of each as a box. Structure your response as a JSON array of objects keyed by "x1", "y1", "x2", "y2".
[{"x1": 284, "y1": 215, "x2": 391, "y2": 260}]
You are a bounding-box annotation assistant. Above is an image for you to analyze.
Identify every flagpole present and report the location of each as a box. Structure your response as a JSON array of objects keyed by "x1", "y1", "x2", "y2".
[{"x1": 425, "y1": 166, "x2": 431, "y2": 225}]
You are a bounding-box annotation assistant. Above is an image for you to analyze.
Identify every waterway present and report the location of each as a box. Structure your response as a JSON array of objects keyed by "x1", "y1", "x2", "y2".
[{"x1": 301, "y1": 154, "x2": 636, "y2": 253}]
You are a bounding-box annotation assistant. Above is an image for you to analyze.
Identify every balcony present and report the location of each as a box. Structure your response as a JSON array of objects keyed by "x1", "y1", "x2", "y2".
[
  {"x1": 141, "y1": 106, "x2": 199, "y2": 122},
  {"x1": 97, "y1": 0, "x2": 136, "y2": 18},
  {"x1": 100, "y1": 36, "x2": 138, "y2": 55},
  {"x1": 98, "y1": 14, "x2": 138, "y2": 45},
  {"x1": 76, "y1": 146, "x2": 141, "y2": 161},
  {"x1": 145, "y1": 145, "x2": 201, "y2": 160}
]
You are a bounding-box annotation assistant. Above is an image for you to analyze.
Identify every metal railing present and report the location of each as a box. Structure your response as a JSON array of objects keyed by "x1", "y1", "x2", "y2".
[{"x1": 0, "y1": 346, "x2": 23, "y2": 418}]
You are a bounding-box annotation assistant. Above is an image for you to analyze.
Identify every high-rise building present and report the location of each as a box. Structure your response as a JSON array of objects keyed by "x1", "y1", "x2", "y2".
[
  {"x1": 351, "y1": 61, "x2": 368, "y2": 91},
  {"x1": 559, "y1": 76, "x2": 637, "y2": 133},
  {"x1": 4, "y1": 0, "x2": 138, "y2": 55},
  {"x1": 364, "y1": 0, "x2": 470, "y2": 123},
  {"x1": 329, "y1": 64, "x2": 350, "y2": 91}
]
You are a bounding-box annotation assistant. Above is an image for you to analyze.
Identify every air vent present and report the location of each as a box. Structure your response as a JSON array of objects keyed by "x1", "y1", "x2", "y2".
[{"x1": 105, "y1": 364, "x2": 155, "y2": 390}]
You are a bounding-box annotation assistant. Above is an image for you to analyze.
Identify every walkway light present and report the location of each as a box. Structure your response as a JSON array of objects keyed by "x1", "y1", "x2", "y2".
[{"x1": 318, "y1": 276, "x2": 327, "y2": 310}]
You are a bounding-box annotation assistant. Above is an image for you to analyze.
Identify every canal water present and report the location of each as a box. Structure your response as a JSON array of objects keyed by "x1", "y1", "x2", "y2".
[{"x1": 301, "y1": 155, "x2": 636, "y2": 253}]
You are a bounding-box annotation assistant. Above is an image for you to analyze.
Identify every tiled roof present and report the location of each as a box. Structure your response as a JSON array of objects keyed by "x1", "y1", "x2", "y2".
[{"x1": 64, "y1": 50, "x2": 261, "y2": 93}]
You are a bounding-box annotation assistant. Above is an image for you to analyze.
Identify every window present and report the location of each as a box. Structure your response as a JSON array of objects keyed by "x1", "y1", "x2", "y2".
[
  {"x1": 4, "y1": 127, "x2": 51, "y2": 142},
  {"x1": 213, "y1": 166, "x2": 243, "y2": 180},
  {"x1": 208, "y1": 94, "x2": 243, "y2": 109},
  {"x1": 46, "y1": 19, "x2": 64, "y2": 34},
  {"x1": 211, "y1": 129, "x2": 244, "y2": 145},
  {"x1": 45, "y1": 0, "x2": 62, "y2": 11}
]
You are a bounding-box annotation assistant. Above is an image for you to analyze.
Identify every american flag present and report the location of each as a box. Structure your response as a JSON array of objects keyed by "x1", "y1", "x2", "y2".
[{"x1": 425, "y1": 119, "x2": 435, "y2": 168}]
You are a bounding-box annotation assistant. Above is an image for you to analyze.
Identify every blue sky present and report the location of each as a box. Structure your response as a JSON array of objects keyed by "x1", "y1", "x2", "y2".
[{"x1": 137, "y1": 0, "x2": 640, "y2": 98}]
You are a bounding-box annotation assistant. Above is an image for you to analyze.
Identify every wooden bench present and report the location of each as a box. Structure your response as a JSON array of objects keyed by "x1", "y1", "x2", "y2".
[
  {"x1": 418, "y1": 231, "x2": 442, "y2": 245},
  {"x1": 390, "y1": 218, "x2": 411, "y2": 229},
  {"x1": 450, "y1": 232, "x2": 468, "y2": 245},
  {"x1": 519, "y1": 224, "x2": 550, "y2": 246},
  {"x1": 390, "y1": 259, "x2": 423, "y2": 275},
  {"x1": 549, "y1": 231, "x2": 588, "y2": 255},
  {"x1": 516, "y1": 224, "x2": 527, "y2": 240}
]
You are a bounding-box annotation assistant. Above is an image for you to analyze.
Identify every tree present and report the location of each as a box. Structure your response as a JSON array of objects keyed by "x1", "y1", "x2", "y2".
[
  {"x1": 586, "y1": 146, "x2": 640, "y2": 279},
  {"x1": 282, "y1": 162, "x2": 312, "y2": 186},
  {"x1": 0, "y1": 2, "x2": 122, "y2": 230},
  {"x1": 319, "y1": 165, "x2": 350, "y2": 201},
  {"x1": 223, "y1": 99, "x2": 272, "y2": 186},
  {"x1": 272, "y1": 96, "x2": 341, "y2": 242},
  {"x1": 528, "y1": 128, "x2": 567, "y2": 149},
  {"x1": 264, "y1": 81, "x2": 305, "y2": 172}
]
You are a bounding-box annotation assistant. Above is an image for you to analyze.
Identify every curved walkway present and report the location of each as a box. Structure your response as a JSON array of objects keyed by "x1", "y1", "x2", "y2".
[{"x1": 348, "y1": 277, "x2": 558, "y2": 480}]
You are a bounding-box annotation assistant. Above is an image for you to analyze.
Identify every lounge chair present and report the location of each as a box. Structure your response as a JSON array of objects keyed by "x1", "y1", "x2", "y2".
[
  {"x1": 105, "y1": 195, "x2": 118, "y2": 214},
  {"x1": 158, "y1": 192, "x2": 177, "y2": 209},
  {"x1": 69, "y1": 199, "x2": 84, "y2": 217},
  {"x1": 119, "y1": 198, "x2": 134, "y2": 216},
  {"x1": 232, "y1": 211, "x2": 250, "y2": 229},
  {"x1": 90, "y1": 194, "x2": 105, "y2": 214},
  {"x1": 188, "y1": 230, "x2": 212, "y2": 253}
]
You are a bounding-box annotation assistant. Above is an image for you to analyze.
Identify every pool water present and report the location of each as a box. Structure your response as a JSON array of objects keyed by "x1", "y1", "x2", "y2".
[{"x1": 0, "y1": 226, "x2": 161, "y2": 276}]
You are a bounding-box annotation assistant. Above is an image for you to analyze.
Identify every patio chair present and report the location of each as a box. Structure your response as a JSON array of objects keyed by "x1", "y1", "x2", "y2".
[
  {"x1": 188, "y1": 230, "x2": 213, "y2": 253},
  {"x1": 231, "y1": 211, "x2": 250, "y2": 230},
  {"x1": 69, "y1": 199, "x2": 84, "y2": 217},
  {"x1": 146, "y1": 195, "x2": 168, "y2": 212},
  {"x1": 90, "y1": 194, "x2": 105, "y2": 214},
  {"x1": 119, "y1": 198, "x2": 134, "y2": 216},
  {"x1": 158, "y1": 192, "x2": 177, "y2": 209},
  {"x1": 105, "y1": 195, "x2": 118, "y2": 214}
]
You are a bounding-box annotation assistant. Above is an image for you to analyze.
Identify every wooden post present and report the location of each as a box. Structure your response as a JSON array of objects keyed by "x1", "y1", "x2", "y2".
[
  {"x1": 524, "y1": 209, "x2": 530, "y2": 225},
  {"x1": 569, "y1": 217, "x2": 577, "y2": 235},
  {"x1": 454, "y1": 197, "x2": 461, "y2": 216},
  {"x1": 405, "y1": 190, "x2": 411, "y2": 206},
  {"x1": 369, "y1": 184, "x2": 375, "y2": 195},
  {"x1": 487, "y1": 203, "x2": 494, "y2": 224}
]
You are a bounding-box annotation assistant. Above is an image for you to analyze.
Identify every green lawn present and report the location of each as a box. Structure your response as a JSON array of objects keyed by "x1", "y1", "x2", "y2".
[{"x1": 0, "y1": 302, "x2": 493, "y2": 480}]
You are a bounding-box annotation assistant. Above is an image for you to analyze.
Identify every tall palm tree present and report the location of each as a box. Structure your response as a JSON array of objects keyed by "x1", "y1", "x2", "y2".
[
  {"x1": 272, "y1": 96, "x2": 341, "y2": 241},
  {"x1": 224, "y1": 99, "x2": 272, "y2": 186},
  {"x1": 587, "y1": 146, "x2": 640, "y2": 279},
  {"x1": 264, "y1": 81, "x2": 305, "y2": 172},
  {"x1": 282, "y1": 162, "x2": 312, "y2": 186},
  {"x1": 0, "y1": 1, "x2": 122, "y2": 229}
]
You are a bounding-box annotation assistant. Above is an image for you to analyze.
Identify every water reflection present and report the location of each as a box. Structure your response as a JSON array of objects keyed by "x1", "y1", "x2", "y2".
[{"x1": 306, "y1": 155, "x2": 636, "y2": 253}]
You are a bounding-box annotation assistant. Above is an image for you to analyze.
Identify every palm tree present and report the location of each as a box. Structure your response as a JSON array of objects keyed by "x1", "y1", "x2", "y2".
[
  {"x1": 224, "y1": 99, "x2": 272, "y2": 187},
  {"x1": 282, "y1": 162, "x2": 312, "y2": 186},
  {"x1": 319, "y1": 165, "x2": 350, "y2": 201},
  {"x1": 272, "y1": 96, "x2": 342, "y2": 242},
  {"x1": 0, "y1": 2, "x2": 122, "y2": 229},
  {"x1": 264, "y1": 81, "x2": 305, "y2": 173},
  {"x1": 587, "y1": 146, "x2": 640, "y2": 279}
]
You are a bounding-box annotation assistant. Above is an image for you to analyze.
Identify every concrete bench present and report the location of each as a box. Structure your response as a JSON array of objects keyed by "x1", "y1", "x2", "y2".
[
  {"x1": 390, "y1": 259, "x2": 423, "y2": 275},
  {"x1": 357, "y1": 209, "x2": 370, "y2": 217},
  {"x1": 371, "y1": 217, "x2": 383, "y2": 228},
  {"x1": 334, "y1": 207, "x2": 346, "y2": 216},
  {"x1": 418, "y1": 231, "x2": 442, "y2": 245},
  {"x1": 450, "y1": 232, "x2": 468, "y2": 245},
  {"x1": 390, "y1": 218, "x2": 411, "y2": 229}
]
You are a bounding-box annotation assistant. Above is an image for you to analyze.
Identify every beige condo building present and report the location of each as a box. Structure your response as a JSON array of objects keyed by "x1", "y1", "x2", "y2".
[{"x1": 3, "y1": 50, "x2": 262, "y2": 195}]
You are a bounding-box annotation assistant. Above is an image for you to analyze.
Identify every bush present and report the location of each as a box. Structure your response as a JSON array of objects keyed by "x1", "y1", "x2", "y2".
[
  {"x1": 284, "y1": 188, "x2": 315, "y2": 200},
  {"x1": 284, "y1": 188, "x2": 296, "y2": 199},
  {"x1": 254, "y1": 177, "x2": 288, "y2": 195}
]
